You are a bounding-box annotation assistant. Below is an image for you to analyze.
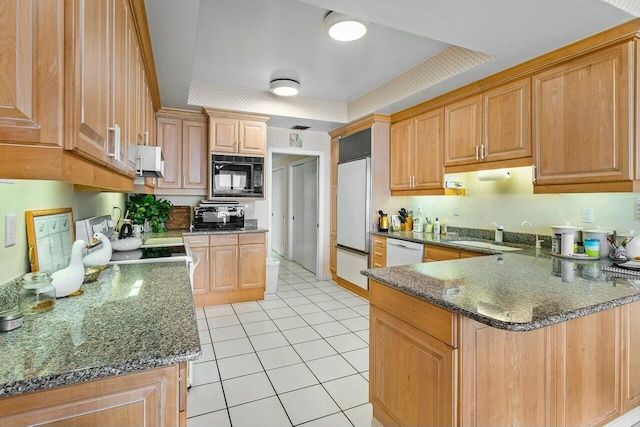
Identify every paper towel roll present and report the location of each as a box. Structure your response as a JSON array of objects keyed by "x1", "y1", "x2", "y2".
[
  {"x1": 478, "y1": 169, "x2": 512, "y2": 181},
  {"x1": 561, "y1": 233, "x2": 575, "y2": 256}
]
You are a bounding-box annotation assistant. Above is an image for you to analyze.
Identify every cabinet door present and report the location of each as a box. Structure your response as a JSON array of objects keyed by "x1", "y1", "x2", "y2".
[
  {"x1": 459, "y1": 316, "x2": 555, "y2": 427},
  {"x1": 622, "y1": 301, "x2": 640, "y2": 412},
  {"x1": 156, "y1": 118, "x2": 182, "y2": 189},
  {"x1": 533, "y1": 43, "x2": 632, "y2": 185},
  {"x1": 444, "y1": 95, "x2": 482, "y2": 166},
  {"x1": 189, "y1": 246, "x2": 209, "y2": 295},
  {"x1": 238, "y1": 243, "x2": 265, "y2": 289},
  {"x1": 67, "y1": 0, "x2": 112, "y2": 164},
  {"x1": 389, "y1": 119, "x2": 412, "y2": 191},
  {"x1": 483, "y1": 78, "x2": 531, "y2": 162},
  {"x1": 414, "y1": 109, "x2": 444, "y2": 189},
  {"x1": 239, "y1": 120, "x2": 266, "y2": 155},
  {"x1": 370, "y1": 306, "x2": 456, "y2": 427},
  {"x1": 182, "y1": 120, "x2": 207, "y2": 189},
  {"x1": 210, "y1": 118, "x2": 237, "y2": 153},
  {"x1": 0, "y1": 0, "x2": 64, "y2": 147},
  {"x1": 556, "y1": 307, "x2": 620, "y2": 427},
  {"x1": 210, "y1": 246, "x2": 238, "y2": 291},
  {"x1": 330, "y1": 235, "x2": 337, "y2": 274},
  {"x1": 110, "y1": 0, "x2": 129, "y2": 172},
  {"x1": 125, "y1": 15, "x2": 140, "y2": 174}
]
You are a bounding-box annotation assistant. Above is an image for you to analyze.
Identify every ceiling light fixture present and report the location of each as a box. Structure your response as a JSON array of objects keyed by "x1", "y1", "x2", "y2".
[
  {"x1": 270, "y1": 79, "x2": 300, "y2": 96},
  {"x1": 324, "y1": 11, "x2": 367, "y2": 42}
]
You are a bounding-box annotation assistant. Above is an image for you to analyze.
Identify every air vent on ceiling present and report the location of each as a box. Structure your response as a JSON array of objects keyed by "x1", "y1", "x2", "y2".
[{"x1": 291, "y1": 125, "x2": 310, "y2": 130}]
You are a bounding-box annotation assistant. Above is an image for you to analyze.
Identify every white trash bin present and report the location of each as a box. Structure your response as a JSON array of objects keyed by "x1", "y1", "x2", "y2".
[{"x1": 265, "y1": 257, "x2": 280, "y2": 294}]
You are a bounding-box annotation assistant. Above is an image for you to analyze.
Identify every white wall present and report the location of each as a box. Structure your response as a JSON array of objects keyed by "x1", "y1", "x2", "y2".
[
  {"x1": 402, "y1": 166, "x2": 640, "y2": 236},
  {"x1": 0, "y1": 180, "x2": 126, "y2": 284}
]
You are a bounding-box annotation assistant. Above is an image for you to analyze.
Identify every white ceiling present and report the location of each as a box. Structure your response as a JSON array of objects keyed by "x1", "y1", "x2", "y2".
[{"x1": 145, "y1": 0, "x2": 635, "y2": 131}]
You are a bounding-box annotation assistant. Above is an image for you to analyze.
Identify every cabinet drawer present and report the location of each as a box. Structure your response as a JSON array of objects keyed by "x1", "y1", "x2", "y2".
[
  {"x1": 372, "y1": 235, "x2": 387, "y2": 248},
  {"x1": 239, "y1": 233, "x2": 265, "y2": 245},
  {"x1": 183, "y1": 235, "x2": 209, "y2": 248},
  {"x1": 372, "y1": 247, "x2": 386, "y2": 261},
  {"x1": 372, "y1": 255, "x2": 386, "y2": 268},
  {"x1": 424, "y1": 245, "x2": 460, "y2": 261},
  {"x1": 460, "y1": 249, "x2": 485, "y2": 258},
  {"x1": 370, "y1": 280, "x2": 457, "y2": 347},
  {"x1": 210, "y1": 234, "x2": 238, "y2": 246}
]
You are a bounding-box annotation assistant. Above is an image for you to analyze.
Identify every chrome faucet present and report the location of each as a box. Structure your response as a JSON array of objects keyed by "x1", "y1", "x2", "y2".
[{"x1": 521, "y1": 221, "x2": 543, "y2": 249}]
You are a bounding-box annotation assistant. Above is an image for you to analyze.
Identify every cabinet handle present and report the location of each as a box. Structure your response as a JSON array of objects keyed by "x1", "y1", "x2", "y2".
[
  {"x1": 480, "y1": 144, "x2": 485, "y2": 160},
  {"x1": 135, "y1": 154, "x2": 142, "y2": 176},
  {"x1": 189, "y1": 240, "x2": 205, "y2": 244},
  {"x1": 475, "y1": 145, "x2": 479, "y2": 160},
  {"x1": 108, "y1": 124, "x2": 121, "y2": 159},
  {"x1": 532, "y1": 165, "x2": 537, "y2": 183},
  {"x1": 144, "y1": 130, "x2": 149, "y2": 146}
]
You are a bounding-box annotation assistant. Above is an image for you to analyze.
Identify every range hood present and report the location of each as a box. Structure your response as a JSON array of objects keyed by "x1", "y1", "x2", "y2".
[{"x1": 135, "y1": 145, "x2": 164, "y2": 178}]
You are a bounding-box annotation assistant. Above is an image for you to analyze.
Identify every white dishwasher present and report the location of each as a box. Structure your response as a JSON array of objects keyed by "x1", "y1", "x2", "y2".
[{"x1": 386, "y1": 238, "x2": 424, "y2": 267}]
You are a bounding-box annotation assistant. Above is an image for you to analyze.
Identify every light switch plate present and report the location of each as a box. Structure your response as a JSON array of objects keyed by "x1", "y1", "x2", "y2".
[
  {"x1": 582, "y1": 208, "x2": 594, "y2": 224},
  {"x1": 5, "y1": 214, "x2": 16, "y2": 247}
]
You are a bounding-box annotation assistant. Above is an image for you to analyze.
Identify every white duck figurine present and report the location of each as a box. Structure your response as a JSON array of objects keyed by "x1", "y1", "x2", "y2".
[
  {"x1": 52, "y1": 240, "x2": 87, "y2": 298},
  {"x1": 82, "y1": 232, "x2": 112, "y2": 267}
]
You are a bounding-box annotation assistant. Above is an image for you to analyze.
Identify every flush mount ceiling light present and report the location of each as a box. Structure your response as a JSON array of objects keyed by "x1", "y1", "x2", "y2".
[
  {"x1": 324, "y1": 11, "x2": 367, "y2": 42},
  {"x1": 270, "y1": 79, "x2": 300, "y2": 96}
]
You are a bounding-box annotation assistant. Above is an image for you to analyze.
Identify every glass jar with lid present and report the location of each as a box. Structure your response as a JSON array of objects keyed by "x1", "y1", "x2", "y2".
[{"x1": 19, "y1": 271, "x2": 56, "y2": 314}]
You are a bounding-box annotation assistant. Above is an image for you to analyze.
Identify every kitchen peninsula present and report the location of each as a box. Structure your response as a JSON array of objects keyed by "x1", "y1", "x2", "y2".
[
  {"x1": 0, "y1": 262, "x2": 200, "y2": 426},
  {"x1": 362, "y1": 244, "x2": 640, "y2": 427}
]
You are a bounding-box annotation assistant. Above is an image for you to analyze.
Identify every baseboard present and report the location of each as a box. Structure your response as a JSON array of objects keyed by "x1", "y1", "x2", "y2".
[{"x1": 371, "y1": 416, "x2": 384, "y2": 427}]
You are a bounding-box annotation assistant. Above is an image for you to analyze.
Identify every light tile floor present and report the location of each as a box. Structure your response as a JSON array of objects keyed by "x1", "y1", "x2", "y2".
[{"x1": 188, "y1": 253, "x2": 373, "y2": 427}]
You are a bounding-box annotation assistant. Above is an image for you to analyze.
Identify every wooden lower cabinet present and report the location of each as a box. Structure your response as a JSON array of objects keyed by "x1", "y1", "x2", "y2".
[
  {"x1": 0, "y1": 365, "x2": 182, "y2": 427},
  {"x1": 186, "y1": 233, "x2": 266, "y2": 307},
  {"x1": 370, "y1": 305, "x2": 457, "y2": 427},
  {"x1": 370, "y1": 280, "x2": 640, "y2": 427},
  {"x1": 371, "y1": 235, "x2": 387, "y2": 268}
]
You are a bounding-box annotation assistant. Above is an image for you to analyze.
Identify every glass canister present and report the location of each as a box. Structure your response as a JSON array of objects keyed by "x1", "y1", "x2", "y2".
[{"x1": 19, "y1": 271, "x2": 56, "y2": 314}]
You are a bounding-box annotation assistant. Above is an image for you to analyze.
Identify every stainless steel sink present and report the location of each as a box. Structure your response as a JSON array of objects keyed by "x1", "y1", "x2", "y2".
[{"x1": 450, "y1": 240, "x2": 523, "y2": 252}]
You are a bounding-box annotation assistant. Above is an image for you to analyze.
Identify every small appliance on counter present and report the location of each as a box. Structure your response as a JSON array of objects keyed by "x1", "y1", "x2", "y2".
[
  {"x1": 378, "y1": 210, "x2": 389, "y2": 232},
  {"x1": 193, "y1": 201, "x2": 245, "y2": 230},
  {"x1": 412, "y1": 217, "x2": 423, "y2": 232}
]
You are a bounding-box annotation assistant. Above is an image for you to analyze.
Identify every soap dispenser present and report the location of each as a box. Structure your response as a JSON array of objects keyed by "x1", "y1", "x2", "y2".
[
  {"x1": 493, "y1": 222, "x2": 504, "y2": 243},
  {"x1": 433, "y1": 217, "x2": 440, "y2": 234}
]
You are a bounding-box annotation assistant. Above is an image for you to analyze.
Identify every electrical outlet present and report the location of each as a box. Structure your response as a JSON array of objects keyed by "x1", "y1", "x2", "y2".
[
  {"x1": 582, "y1": 208, "x2": 594, "y2": 224},
  {"x1": 453, "y1": 206, "x2": 460, "y2": 216},
  {"x1": 5, "y1": 214, "x2": 16, "y2": 247}
]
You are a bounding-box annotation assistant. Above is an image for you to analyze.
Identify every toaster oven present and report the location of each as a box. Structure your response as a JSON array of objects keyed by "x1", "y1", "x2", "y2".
[{"x1": 193, "y1": 205, "x2": 245, "y2": 230}]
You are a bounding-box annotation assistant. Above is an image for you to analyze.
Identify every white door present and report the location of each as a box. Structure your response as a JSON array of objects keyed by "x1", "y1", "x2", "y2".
[
  {"x1": 272, "y1": 167, "x2": 285, "y2": 256},
  {"x1": 291, "y1": 158, "x2": 318, "y2": 273}
]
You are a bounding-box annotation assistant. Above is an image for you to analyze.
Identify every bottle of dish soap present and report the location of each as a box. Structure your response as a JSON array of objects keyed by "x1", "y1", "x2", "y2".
[{"x1": 433, "y1": 217, "x2": 440, "y2": 234}]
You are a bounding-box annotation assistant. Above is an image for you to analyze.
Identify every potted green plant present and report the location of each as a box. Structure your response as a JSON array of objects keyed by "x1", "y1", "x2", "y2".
[{"x1": 125, "y1": 194, "x2": 173, "y2": 232}]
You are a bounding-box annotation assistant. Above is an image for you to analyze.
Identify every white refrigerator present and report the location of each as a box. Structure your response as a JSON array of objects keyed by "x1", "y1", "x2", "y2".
[{"x1": 336, "y1": 157, "x2": 371, "y2": 290}]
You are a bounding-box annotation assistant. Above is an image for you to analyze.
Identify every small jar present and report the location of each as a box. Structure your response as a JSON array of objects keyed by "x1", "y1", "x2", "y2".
[{"x1": 19, "y1": 272, "x2": 55, "y2": 315}]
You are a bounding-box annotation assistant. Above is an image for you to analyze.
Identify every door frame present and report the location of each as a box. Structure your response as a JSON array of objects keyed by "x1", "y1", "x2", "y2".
[
  {"x1": 271, "y1": 165, "x2": 286, "y2": 256},
  {"x1": 267, "y1": 147, "x2": 325, "y2": 281}
]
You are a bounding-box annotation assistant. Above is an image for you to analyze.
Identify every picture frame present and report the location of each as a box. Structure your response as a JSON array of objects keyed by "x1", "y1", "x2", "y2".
[{"x1": 25, "y1": 208, "x2": 75, "y2": 273}]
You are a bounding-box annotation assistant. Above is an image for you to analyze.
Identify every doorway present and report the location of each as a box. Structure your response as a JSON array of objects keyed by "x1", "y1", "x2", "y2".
[
  {"x1": 267, "y1": 148, "x2": 325, "y2": 280},
  {"x1": 291, "y1": 157, "x2": 318, "y2": 273},
  {"x1": 271, "y1": 167, "x2": 285, "y2": 256}
]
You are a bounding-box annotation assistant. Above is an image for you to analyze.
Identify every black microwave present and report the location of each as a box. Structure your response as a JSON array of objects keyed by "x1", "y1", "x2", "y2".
[{"x1": 210, "y1": 155, "x2": 264, "y2": 199}]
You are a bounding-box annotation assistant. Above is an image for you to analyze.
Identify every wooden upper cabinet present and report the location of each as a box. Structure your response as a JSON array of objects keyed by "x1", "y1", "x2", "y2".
[
  {"x1": 210, "y1": 117, "x2": 238, "y2": 153},
  {"x1": 390, "y1": 110, "x2": 444, "y2": 193},
  {"x1": 182, "y1": 120, "x2": 208, "y2": 189},
  {"x1": 0, "y1": 0, "x2": 64, "y2": 147},
  {"x1": 389, "y1": 119, "x2": 412, "y2": 191},
  {"x1": 155, "y1": 111, "x2": 207, "y2": 194},
  {"x1": 239, "y1": 120, "x2": 267, "y2": 155},
  {"x1": 206, "y1": 109, "x2": 269, "y2": 156},
  {"x1": 444, "y1": 95, "x2": 482, "y2": 166},
  {"x1": 111, "y1": 0, "x2": 129, "y2": 172},
  {"x1": 483, "y1": 78, "x2": 532, "y2": 162},
  {"x1": 533, "y1": 42, "x2": 633, "y2": 187},
  {"x1": 66, "y1": 0, "x2": 112, "y2": 165},
  {"x1": 156, "y1": 117, "x2": 182, "y2": 189},
  {"x1": 414, "y1": 109, "x2": 444, "y2": 189}
]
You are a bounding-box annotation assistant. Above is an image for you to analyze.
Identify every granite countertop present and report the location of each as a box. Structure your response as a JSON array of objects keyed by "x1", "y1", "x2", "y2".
[
  {"x1": 185, "y1": 227, "x2": 268, "y2": 236},
  {"x1": 0, "y1": 262, "x2": 201, "y2": 397},
  {"x1": 365, "y1": 231, "x2": 640, "y2": 331}
]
